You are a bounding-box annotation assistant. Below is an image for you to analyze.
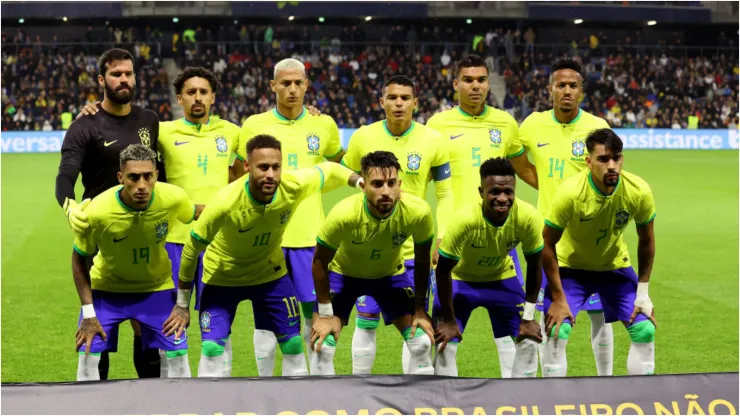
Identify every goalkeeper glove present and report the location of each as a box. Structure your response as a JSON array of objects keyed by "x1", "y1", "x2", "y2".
[{"x1": 64, "y1": 197, "x2": 91, "y2": 235}]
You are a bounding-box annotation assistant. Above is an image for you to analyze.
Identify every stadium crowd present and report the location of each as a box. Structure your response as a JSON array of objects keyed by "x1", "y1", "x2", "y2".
[{"x1": 2, "y1": 23, "x2": 737, "y2": 130}]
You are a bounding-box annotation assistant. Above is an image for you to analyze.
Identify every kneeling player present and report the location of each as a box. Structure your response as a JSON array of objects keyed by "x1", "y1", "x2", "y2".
[
  {"x1": 73, "y1": 145, "x2": 198, "y2": 381},
  {"x1": 541, "y1": 129, "x2": 657, "y2": 377},
  {"x1": 432, "y1": 157, "x2": 543, "y2": 378},
  {"x1": 310, "y1": 151, "x2": 439, "y2": 375}
]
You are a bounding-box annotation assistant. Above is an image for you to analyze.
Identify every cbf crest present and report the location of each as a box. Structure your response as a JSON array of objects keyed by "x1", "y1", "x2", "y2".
[
  {"x1": 215, "y1": 136, "x2": 228, "y2": 154},
  {"x1": 280, "y1": 209, "x2": 293, "y2": 225},
  {"x1": 489, "y1": 128, "x2": 502, "y2": 148},
  {"x1": 506, "y1": 238, "x2": 520, "y2": 251},
  {"x1": 406, "y1": 152, "x2": 422, "y2": 173},
  {"x1": 306, "y1": 133, "x2": 321, "y2": 155},
  {"x1": 614, "y1": 209, "x2": 630, "y2": 229},
  {"x1": 200, "y1": 311, "x2": 211, "y2": 332},
  {"x1": 138, "y1": 127, "x2": 151, "y2": 148},
  {"x1": 572, "y1": 139, "x2": 586, "y2": 158},
  {"x1": 155, "y1": 220, "x2": 169, "y2": 242},
  {"x1": 392, "y1": 231, "x2": 409, "y2": 248}
]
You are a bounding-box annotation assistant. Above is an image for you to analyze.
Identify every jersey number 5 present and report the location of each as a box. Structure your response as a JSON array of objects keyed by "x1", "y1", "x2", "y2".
[{"x1": 472, "y1": 147, "x2": 482, "y2": 167}]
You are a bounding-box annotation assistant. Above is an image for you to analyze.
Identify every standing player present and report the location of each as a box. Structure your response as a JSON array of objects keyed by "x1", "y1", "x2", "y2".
[
  {"x1": 508, "y1": 58, "x2": 615, "y2": 376},
  {"x1": 231, "y1": 58, "x2": 344, "y2": 376},
  {"x1": 426, "y1": 54, "x2": 537, "y2": 378},
  {"x1": 341, "y1": 75, "x2": 453, "y2": 375},
  {"x1": 432, "y1": 157, "x2": 543, "y2": 378},
  {"x1": 309, "y1": 151, "x2": 437, "y2": 376},
  {"x1": 73, "y1": 145, "x2": 197, "y2": 381},
  {"x1": 168, "y1": 135, "x2": 361, "y2": 378},
  {"x1": 540, "y1": 129, "x2": 657, "y2": 377},
  {"x1": 56, "y1": 48, "x2": 164, "y2": 380}
]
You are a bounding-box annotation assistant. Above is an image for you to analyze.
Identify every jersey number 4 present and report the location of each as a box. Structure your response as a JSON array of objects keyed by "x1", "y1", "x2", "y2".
[{"x1": 198, "y1": 154, "x2": 208, "y2": 175}]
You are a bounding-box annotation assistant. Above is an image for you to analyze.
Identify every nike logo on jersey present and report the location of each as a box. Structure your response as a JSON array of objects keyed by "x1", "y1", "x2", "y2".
[
  {"x1": 238, "y1": 227, "x2": 255, "y2": 233},
  {"x1": 579, "y1": 217, "x2": 594, "y2": 222},
  {"x1": 537, "y1": 142, "x2": 549, "y2": 147},
  {"x1": 113, "y1": 236, "x2": 128, "y2": 243},
  {"x1": 450, "y1": 134, "x2": 464, "y2": 140},
  {"x1": 352, "y1": 240, "x2": 365, "y2": 244},
  {"x1": 471, "y1": 243, "x2": 486, "y2": 248},
  {"x1": 175, "y1": 141, "x2": 190, "y2": 146},
  {"x1": 104, "y1": 140, "x2": 117, "y2": 147}
]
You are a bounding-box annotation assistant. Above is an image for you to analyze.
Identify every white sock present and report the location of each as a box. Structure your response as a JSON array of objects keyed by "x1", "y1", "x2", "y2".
[
  {"x1": 166, "y1": 353, "x2": 192, "y2": 378},
  {"x1": 76, "y1": 353, "x2": 101, "y2": 381},
  {"x1": 302, "y1": 317, "x2": 313, "y2": 370},
  {"x1": 588, "y1": 312, "x2": 614, "y2": 376},
  {"x1": 494, "y1": 336, "x2": 517, "y2": 378},
  {"x1": 253, "y1": 329, "x2": 277, "y2": 377},
  {"x1": 434, "y1": 343, "x2": 458, "y2": 376},
  {"x1": 538, "y1": 312, "x2": 548, "y2": 373},
  {"x1": 401, "y1": 342, "x2": 411, "y2": 374},
  {"x1": 223, "y1": 337, "x2": 233, "y2": 377},
  {"x1": 512, "y1": 339, "x2": 538, "y2": 378},
  {"x1": 158, "y1": 349, "x2": 168, "y2": 378},
  {"x1": 405, "y1": 333, "x2": 434, "y2": 375},
  {"x1": 542, "y1": 336, "x2": 568, "y2": 377},
  {"x1": 627, "y1": 342, "x2": 655, "y2": 375},
  {"x1": 198, "y1": 353, "x2": 224, "y2": 377},
  {"x1": 282, "y1": 353, "x2": 309, "y2": 376},
  {"x1": 351, "y1": 327, "x2": 377, "y2": 375},
  {"x1": 309, "y1": 342, "x2": 337, "y2": 376}
]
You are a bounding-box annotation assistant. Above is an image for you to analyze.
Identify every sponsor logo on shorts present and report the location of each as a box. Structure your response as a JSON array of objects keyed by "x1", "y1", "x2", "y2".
[
  {"x1": 173, "y1": 337, "x2": 186, "y2": 345},
  {"x1": 537, "y1": 288, "x2": 545, "y2": 304},
  {"x1": 288, "y1": 319, "x2": 299, "y2": 327},
  {"x1": 588, "y1": 297, "x2": 601, "y2": 305},
  {"x1": 200, "y1": 311, "x2": 211, "y2": 333}
]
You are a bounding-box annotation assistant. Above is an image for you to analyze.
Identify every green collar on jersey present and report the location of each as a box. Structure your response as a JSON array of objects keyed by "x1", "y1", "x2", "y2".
[
  {"x1": 457, "y1": 105, "x2": 489, "y2": 118},
  {"x1": 245, "y1": 180, "x2": 278, "y2": 205},
  {"x1": 182, "y1": 116, "x2": 211, "y2": 130},
  {"x1": 481, "y1": 200, "x2": 512, "y2": 228},
  {"x1": 551, "y1": 108, "x2": 582, "y2": 125},
  {"x1": 363, "y1": 195, "x2": 397, "y2": 221},
  {"x1": 272, "y1": 107, "x2": 306, "y2": 122},
  {"x1": 588, "y1": 172, "x2": 621, "y2": 196},
  {"x1": 383, "y1": 120, "x2": 415, "y2": 138},
  {"x1": 115, "y1": 186, "x2": 155, "y2": 212}
]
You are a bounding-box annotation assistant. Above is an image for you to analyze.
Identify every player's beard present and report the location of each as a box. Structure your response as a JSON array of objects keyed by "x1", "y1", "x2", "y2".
[
  {"x1": 603, "y1": 172, "x2": 620, "y2": 187},
  {"x1": 370, "y1": 196, "x2": 396, "y2": 215},
  {"x1": 105, "y1": 82, "x2": 134, "y2": 105},
  {"x1": 189, "y1": 103, "x2": 207, "y2": 119}
]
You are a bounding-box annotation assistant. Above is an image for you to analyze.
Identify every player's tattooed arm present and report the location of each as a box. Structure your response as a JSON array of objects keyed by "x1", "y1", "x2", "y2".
[
  {"x1": 310, "y1": 243, "x2": 342, "y2": 351},
  {"x1": 510, "y1": 152, "x2": 539, "y2": 190},
  {"x1": 434, "y1": 255, "x2": 462, "y2": 352},
  {"x1": 72, "y1": 250, "x2": 107, "y2": 355},
  {"x1": 542, "y1": 225, "x2": 574, "y2": 338}
]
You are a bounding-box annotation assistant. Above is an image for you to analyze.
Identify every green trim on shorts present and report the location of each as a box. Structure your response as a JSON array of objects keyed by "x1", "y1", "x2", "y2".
[
  {"x1": 300, "y1": 302, "x2": 314, "y2": 320},
  {"x1": 356, "y1": 316, "x2": 380, "y2": 330},
  {"x1": 402, "y1": 327, "x2": 425, "y2": 341},
  {"x1": 78, "y1": 351, "x2": 102, "y2": 356},
  {"x1": 165, "y1": 349, "x2": 188, "y2": 358},
  {"x1": 279, "y1": 335, "x2": 304, "y2": 354}
]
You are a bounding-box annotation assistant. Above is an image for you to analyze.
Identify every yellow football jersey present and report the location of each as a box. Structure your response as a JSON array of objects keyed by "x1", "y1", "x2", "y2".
[
  {"x1": 510, "y1": 109, "x2": 610, "y2": 215},
  {"x1": 159, "y1": 116, "x2": 240, "y2": 244},
  {"x1": 317, "y1": 193, "x2": 434, "y2": 279},
  {"x1": 236, "y1": 108, "x2": 343, "y2": 248},
  {"x1": 341, "y1": 120, "x2": 451, "y2": 258},
  {"x1": 189, "y1": 163, "x2": 351, "y2": 286},
  {"x1": 439, "y1": 198, "x2": 543, "y2": 282},
  {"x1": 427, "y1": 105, "x2": 521, "y2": 211},
  {"x1": 545, "y1": 170, "x2": 656, "y2": 271},
  {"x1": 73, "y1": 182, "x2": 195, "y2": 293}
]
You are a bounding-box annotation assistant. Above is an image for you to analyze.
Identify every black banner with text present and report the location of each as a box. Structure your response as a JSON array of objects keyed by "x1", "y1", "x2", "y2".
[{"x1": 3, "y1": 373, "x2": 738, "y2": 415}]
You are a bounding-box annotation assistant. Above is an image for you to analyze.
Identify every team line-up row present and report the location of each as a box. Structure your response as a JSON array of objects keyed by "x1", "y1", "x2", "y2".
[{"x1": 58, "y1": 49, "x2": 656, "y2": 381}]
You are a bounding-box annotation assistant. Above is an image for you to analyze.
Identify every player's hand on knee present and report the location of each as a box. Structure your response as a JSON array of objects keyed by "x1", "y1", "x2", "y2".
[
  {"x1": 516, "y1": 319, "x2": 542, "y2": 344},
  {"x1": 434, "y1": 318, "x2": 462, "y2": 353},
  {"x1": 306, "y1": 105, "x2": 322, "y2": 116},
  {"x1": 163, "y1": 305, "x2": 190, "y2": 339},
  {"x1": 411, "y1": 309, "x2": 435, "y2": 343},
  {"x1": 75, "y1": 102, "x2": 101, "y2": 120},
  {"x1": 65, "y1": 198, "x2": 91, "y2": 235},
  {"x1": 76, "y1": 317, "x2": 106, "y2": 356},
  {"x1": 545, "y1": 299, "x2": 574, "y2": 339},
  {"x1": 311, "y1": 316, "x2": 340, "y2": 352},
  {"x1": 630, "y1": 305, "x2": 657, "y2": 328},
  {"x1": 631, "y1": 287, "x2": 657, "y2": 328}
]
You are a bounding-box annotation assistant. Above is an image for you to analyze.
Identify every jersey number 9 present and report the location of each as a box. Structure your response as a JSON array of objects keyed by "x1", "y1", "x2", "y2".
[{"x1": 288, "y1": 153, "x2": 298, "y2": 170}]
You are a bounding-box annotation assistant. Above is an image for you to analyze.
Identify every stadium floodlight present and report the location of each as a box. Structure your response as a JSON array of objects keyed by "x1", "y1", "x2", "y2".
[
  {"x1": 318, "y1": 16, "x2": 325, "y2": 22},
  {"x1": 647, "y1": 20, "x2": 657, "y2": 26},
  {"x1": 18, "y1": 18, "x2": 24, "y2": 24},
  {"x1": 288, "y1": 15, "x2": 295, "y2": 21},
  {"x1": 365, "y1": 16, "x2": 372, "y2": 21},
  {"x1": 574, "y1": 19, "x2": 583, "y2": 24},
  {"x1": 466, "y1": 18, "x2": 472, "y2": 24},
  {"x1": 172, "y1": 17, "x2": 179, "y2": 23},
  {"x1": 62, "y1": 16, "x2": 68, "y2": 22}
]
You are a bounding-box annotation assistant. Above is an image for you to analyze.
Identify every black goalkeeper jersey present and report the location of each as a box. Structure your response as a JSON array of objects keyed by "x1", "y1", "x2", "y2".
[{"x1": 55, "y1": 104, "x2": 164, "y2": 207}]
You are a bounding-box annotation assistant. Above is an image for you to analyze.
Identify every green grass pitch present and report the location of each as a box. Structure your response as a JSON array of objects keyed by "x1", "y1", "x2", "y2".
[{"x1": 1, "y1": 150, "x2": 737, "y2": 382}]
